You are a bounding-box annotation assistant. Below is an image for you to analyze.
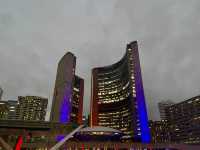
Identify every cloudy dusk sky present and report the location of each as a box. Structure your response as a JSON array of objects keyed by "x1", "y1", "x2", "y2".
[{"x1": 0, "y1": 0, "x2": 200, "y2": 120}]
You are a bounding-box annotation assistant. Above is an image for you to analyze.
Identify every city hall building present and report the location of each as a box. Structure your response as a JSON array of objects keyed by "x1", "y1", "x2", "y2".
[
  {"x1": 90, "y1": 41, "x2": 150, "y2": 143},
  {"x1": 50, "y1": 52, "x2": 84, "y2": 125}
]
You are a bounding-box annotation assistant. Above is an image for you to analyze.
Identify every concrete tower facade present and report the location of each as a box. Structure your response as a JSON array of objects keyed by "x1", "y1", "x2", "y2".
[{"x1": 51, "y1": 52, "x2": 84, "y2": 124}]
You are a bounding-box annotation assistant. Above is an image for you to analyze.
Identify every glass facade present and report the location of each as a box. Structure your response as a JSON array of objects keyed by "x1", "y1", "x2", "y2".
[
  {"x1": 71, "y1": 76, "x2": 84, "y2": 124},
  {"x1": 149, "y1": 120, "x2": 171, "y2": 143},
  {"x1": 166, "y1": 95, "x2": 200, "y2": 144},
  {"x1": 17, "y1": 96, "x2": 48, "y2": 121},
  {"x1": 0, "y1": 101, "x2": 8, "y2": 120},
  {"x1": 90, "y1": 41, "x2": 150, "y2": 143}
]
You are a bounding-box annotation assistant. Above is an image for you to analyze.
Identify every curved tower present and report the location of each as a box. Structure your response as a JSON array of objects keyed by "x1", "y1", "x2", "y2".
[
  {"x1": 51, "y1": 52, "x2": 84, "y2": 125},
  {"x1": 90, "y1": 41, "x2": 150, "y2": 143}
]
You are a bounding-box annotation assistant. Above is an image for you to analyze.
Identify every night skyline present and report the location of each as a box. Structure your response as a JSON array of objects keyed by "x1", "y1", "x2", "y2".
[{"x1": 1, "y1": 0, "x2": 200, "y2": 121}]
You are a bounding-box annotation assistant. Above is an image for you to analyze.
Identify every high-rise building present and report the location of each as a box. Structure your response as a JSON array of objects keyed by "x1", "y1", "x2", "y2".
[
  {"x1": 17, "y1": 96, "x2": 48, "y2": 121},
  {"x1": 7, "y1": 100, "x2": 19, "y2": 120},
  {"x1": 71, "y1": 76, "x2": 84, "y2": 124},
  {"x1": 90, "y1": 41, "x2": 150, "y2": 143},
  {"x1": 166, "y1": 95, "x2": 200, "y2": 144},
  {"x1": 0, "y1": 87, "x2": 3, "y2": 100},
  {"x1": 50, "y1": 52, "x2": 84, "y2": 124},
  {"x1": 158, "y1": 100, "x2": 175, "y2": 120},
  {"x1": 0, "y1": 100, "x2": 19, "y2": 120},
  {"x1": 149, "y1": 120, "x2": 171, "y2": 143},
  {"x1": 0, "y1": 101, "x2": 8, "y2": 120}
]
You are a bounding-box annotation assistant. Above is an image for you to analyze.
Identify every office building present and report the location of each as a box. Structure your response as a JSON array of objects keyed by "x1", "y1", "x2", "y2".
[
  {"x1": 90, "y1": 41, "x2": 150, "y2": 143},
  {"x1": 149, "y1": 120, "x2": 171, "y2": 143},
  {"x1": 17, "y1": 96, "x2": 48, "y2": 121},
  {"x1": 7, "y1": 100, "x2": 19, "y2": 120},
  {"x1": 0, "y1": 100, "x2": 19, "y2": 120},
  {"x1": 0, "y1": 101, "x2": 8, "y2": 120},
  {"x1": 71, "y1": 75, "x2": 84, "y2": 124},
  {"x1": 50, "y1": 52, "x2": 84, "y2": 124},
  {"x1": 166, "y1": 95, "x2": 200, "y2": 144},
  {"x1": 158, "y1": 100, "x2": 175, "y2": 120}
]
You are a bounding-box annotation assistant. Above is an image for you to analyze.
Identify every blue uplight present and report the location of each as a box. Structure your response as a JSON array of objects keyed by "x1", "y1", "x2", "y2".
[
  {"x1": 56, "y1": 135, "x2": 65, "y2": 142},
  {"x1": 132, "y1": 42, "x2": 151, "y2": 143},
  {"x1": 60, "y1": 84, "x2": 72, "y2": 123}
]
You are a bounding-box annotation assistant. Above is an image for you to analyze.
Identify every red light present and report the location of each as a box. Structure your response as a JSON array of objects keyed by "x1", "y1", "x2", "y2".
[
  {"x1": 81, "y1": 144, "x2": 84, "y2": 150},
  {"x1": 15, "y1": 136, "x2": 23, "y2": 150}
]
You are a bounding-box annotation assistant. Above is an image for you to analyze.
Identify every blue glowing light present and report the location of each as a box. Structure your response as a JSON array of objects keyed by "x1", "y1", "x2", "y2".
[
  {"x1": 60, "y1": 84, "x2": 72, "y2": 123},
  {"x1": 132, "y1": 42, "x2": 151, "y2": 143},
  {"x1": 56, "y1": 135, "x2": 65, "y2": 142}
]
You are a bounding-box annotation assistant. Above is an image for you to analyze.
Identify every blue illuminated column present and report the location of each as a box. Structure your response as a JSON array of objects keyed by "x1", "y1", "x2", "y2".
[
  {"x1": 60, "y1": 83, "x2": 72, "y2": 123},
  {"x1": 130, "y1": 41, "x2": 151, "y2": 143}
]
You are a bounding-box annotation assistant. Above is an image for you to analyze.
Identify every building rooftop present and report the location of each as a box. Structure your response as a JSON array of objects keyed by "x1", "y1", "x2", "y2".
[{"x1": 79, "y1": 126, "x2": 122, "y2": 134}]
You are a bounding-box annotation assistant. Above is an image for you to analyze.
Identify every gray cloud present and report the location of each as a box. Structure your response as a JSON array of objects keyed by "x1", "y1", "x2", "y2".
[{"x1": 0, "y1": 0, "x2": 200, "y2": 120}]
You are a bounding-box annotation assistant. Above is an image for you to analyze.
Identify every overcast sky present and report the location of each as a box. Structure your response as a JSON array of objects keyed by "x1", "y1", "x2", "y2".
[{"x1": 0, "y1": 0, "x2": 200, "y2": 121}]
